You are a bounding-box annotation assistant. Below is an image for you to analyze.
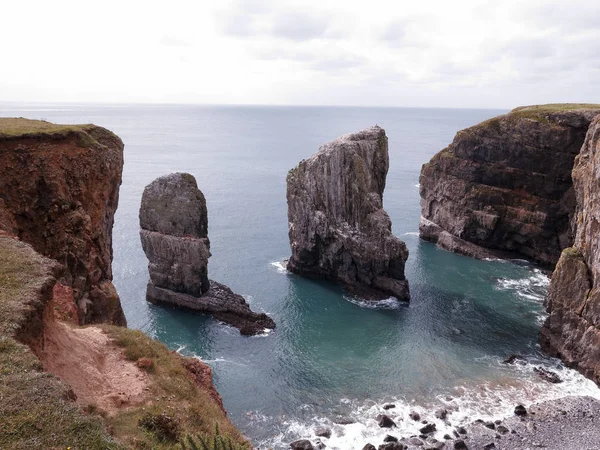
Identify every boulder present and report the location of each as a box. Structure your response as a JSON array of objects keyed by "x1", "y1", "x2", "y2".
[
  {"x1": 290, "y1": 439, "x2": 314, "y2": 450},
  {"x1": 514, "y1": 405, "x2": 528, "y2": 416},
  {"x1": 377, "y1": 414, "x2": 397, "y2": 428},
  {"x1": 314, "y1": 426, "x2": 332, "y2": 438},
  {"x1": 286, "y1": 126, "x2": 409, "y2": 301},
  {"x1": 140, "y1": 173, "x2": 275, "y2": 335}
]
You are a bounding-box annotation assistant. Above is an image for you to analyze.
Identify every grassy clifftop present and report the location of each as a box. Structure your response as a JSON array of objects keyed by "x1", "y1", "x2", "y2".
[
  {"x1": 0, "y1": 235, "x2": 250, "y2": 449},
  {"x1": 0, "y1": 236, "x2": 122, "y2": 449}
]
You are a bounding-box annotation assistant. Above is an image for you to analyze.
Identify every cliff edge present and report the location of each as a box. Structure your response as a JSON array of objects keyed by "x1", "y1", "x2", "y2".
[
  {"x1": 419, "y1": 104, "x2": 600, "y2": 267},
  {"x1": 0, "y1": 119, "x2": 249, "y2": 449},
  {"x1": 287, "y1": 126, "x2": 409, "y2": 301},
  {"x1": 541, "y1": 115, "x2": 600, "y2": 383},
  {"x1": 0, "y1": 118, "x2": 125, "y2": 325}
]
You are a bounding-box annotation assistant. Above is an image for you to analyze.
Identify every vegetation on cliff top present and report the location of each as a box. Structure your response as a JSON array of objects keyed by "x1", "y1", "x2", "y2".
[
  {"x1": 0, "y1": 117, "x2": 118, "y2": 149},
  {"x1": 101, "y1": 325, "x2": 250, "y2": 449},
  {"x1": 0, "y1": 235, "x2": 249, "y2": 449},
  {"x1": 0, "y1": 236, "x2": 123, "y2": 450}
]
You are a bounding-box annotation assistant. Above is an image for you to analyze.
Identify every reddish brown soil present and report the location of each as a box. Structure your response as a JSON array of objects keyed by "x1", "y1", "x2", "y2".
[{"x1": 39, "y1": 319, "x2": 149, "y2": 415}]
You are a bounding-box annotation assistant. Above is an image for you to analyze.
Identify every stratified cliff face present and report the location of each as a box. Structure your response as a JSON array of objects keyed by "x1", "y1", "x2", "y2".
[
  {"x1": 286, "y1": 126, "x2": 409, "y2": 301},
  {"x1": 541, "y1": 115, "x2": 600, "y2": 383},
  {"x1": 140, "y1": 173, "x2": 276, "y2": 335},
  {"x1": 420, "y1": 105, "x2": 600, "y2": 267},
  {"x1": 0, "y1": 118, "x2": 125, "y2": 325}
]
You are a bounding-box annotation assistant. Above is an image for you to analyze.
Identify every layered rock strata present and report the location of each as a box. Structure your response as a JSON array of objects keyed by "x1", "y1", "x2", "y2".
[
  {"x1": 0, "y1": 118, "x2": 125, "y2": 325},
  {"x1": 419, "y1": 105, "x2": 600, "y2": 267},
  {"x1": 541, "y1": 115, "x2": 600, "y2": 383},
  {"x1": 286, "y1": 126, "x2": 409, "y2": 301},
  {"x1": 140, "y1": 173, "x2": 275, "y2": 335}
]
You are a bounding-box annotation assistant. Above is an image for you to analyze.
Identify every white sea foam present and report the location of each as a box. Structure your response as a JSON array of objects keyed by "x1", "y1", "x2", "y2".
[
  {"x1": 270, "y1": 260, "x2": 289, "y2": 274},
  {"x1": 255, "y1": 359, "x2": 600, "y2": 450},
  {"x1": 343, "y1": 295, "x2": 404, "y2": 310},
  {"x1": 495, "y1": 268, "x2": 549, "y2": 303},
  {"x1": 414, "y1": 183, "x2": 420, "y2": 188},
  {"x1": 402, "y1": 231, "x2": 419, "y2": 236}
]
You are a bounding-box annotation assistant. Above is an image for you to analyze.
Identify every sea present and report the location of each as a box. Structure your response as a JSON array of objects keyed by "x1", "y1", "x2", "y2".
[{"x1": 2, "y1": 103, "x2": 598, "y2": 448}]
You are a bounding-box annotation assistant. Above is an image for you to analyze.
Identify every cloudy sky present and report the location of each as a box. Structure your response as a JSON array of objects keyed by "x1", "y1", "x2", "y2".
[{"x1": 2, "y1": 0, "x2": 599, "y2": 108}]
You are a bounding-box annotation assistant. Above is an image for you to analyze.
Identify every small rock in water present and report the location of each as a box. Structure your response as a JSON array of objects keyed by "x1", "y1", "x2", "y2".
[
  {"x1": 456, "y1": 427, "x2": 467, "y2": 435},
  {"x1": 503, "y1": 354, "x2": 525, "y2": 364},
  {"x1": 514, "y1": 405, "x2": 528, "y2": 416},
  {"x1": 453, "y1": 440, "x2": 468, "y2": 449},
  {"x1": 383, "y1": 404, "x2": 396, "y2": 410},
  {"x1": 314, "y1": 427, "x2": 332, "y2": 438},
  {"x1": 533, "y1": 366, "x2": 562, "y2": 383},
  {"x1": 419, "y1": 423, "x2": 436, "y2": 434},
  {"x1": 443, "y1": 434, "x2": 452, "y2": 440},
  {"x1": 377, "y1": 414, "x2": 397, "y2": 428},
  {"x1": 484, "y1": 421, "x2": 495, "y2": 429},
  {"x1": 362, "y1": 445, "x2": 376, "y2": 450},
  {"x1": 496, "y1": 425, "x2": 509, "y2": 435},
  {"x1": 383, "y1": 435, "x2": 398, "y2": 442},
  {"x1": 409, "y1": 411, "x2": 421, "y2": 421},
  {"x1": 494, "y1": 419, "x2": 502, "y2": 424},
  {"x1": 378, "y1": 443, "x2": 406, "y2": 450},
  {"x1": 483, "y1": 444, "x2": 496, "y2": 450},
  {"x1": 408, "y1": 437, "x2": 424, "y2": 446},
  {"x1": 290, "y1": 439, "x2": 314, "y2": 450},
  {"x1": 334, "y1": 417, "x2": 356, "y2": 425},
  {"x1": 434, "y1": 409, "x2": 448, "y2": 420},
  {"x1": 314, "y1": 439, "x2": 326, "y2": 449}
]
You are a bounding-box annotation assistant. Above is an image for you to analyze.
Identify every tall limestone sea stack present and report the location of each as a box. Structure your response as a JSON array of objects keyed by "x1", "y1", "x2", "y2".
[
  {"x1": 140, "y1": 173, "x2": 275, "y2": 335},
  {"x1": 541, "y1": 115, "x2": 600, "y2": 383},
  {"x1": 419, "y1": 104, "x2": 600, "y2": 267},
  {"x1": 286, "y1": 126, "x2": 410, "y2": 301}
]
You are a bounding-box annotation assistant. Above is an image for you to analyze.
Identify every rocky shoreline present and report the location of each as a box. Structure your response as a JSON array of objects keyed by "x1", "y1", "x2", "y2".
[{"x1": 288, "y1": 395, "x2": 600, "y2": 450}]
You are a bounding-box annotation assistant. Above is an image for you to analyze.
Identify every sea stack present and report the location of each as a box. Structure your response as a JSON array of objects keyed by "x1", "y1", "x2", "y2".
[
  {"x1": 419, "y1": 104, "x2": 600, "y2": 266},
  {"x1": 286, "y1": 126, "x2": 410, "y2": 301},
  {"x1": 541, "y1": 114, "x2": 600, "y2": 383},
  {"x1": 139, "y1": 173, "x2": 275, "y2": 335}
]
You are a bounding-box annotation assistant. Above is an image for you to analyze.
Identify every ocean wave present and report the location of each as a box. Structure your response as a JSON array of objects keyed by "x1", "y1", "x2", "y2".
[
  {"x1": 270, "y1": 260, "x2": 288, "y2": 274},
  {"x1": 495, "y1": 268, "x2": 549, "y2": 303},
  {"x1": 254, "y1": 358, "x2": 599, "y2": 449},
  {"x1": 402, "y1": 231, "x2": 419, "y2": 236},
  {"x1": 343, "y1": 295, "x2": 404, "y2": 310}
]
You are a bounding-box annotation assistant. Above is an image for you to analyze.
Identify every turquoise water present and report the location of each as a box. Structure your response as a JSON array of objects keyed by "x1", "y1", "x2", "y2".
[{"x1": 2, "y1": 104, "x2": 598, "y2": 448}]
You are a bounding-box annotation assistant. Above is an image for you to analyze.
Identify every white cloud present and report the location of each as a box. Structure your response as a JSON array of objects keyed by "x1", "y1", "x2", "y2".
[{"x1": 0, "y1": 0, "x2": 598, "y2": 107}]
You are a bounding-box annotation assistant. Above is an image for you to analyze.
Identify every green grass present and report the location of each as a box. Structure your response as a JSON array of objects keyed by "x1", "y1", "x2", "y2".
[
  {"x1": 102, "y1": 326, "x2": 250, "y2": 450},
  {"x1": 0, "y1": 236, "x2": 249, "y2": 449},
  {"x1": 511, "y1": 103, "x2": 600, "y2": 114},
  {"x1": 561, "y1": 247, "x2": 583, "y2": 259},
  {"x1": 0, "y1": 117, "x2": 108, "y2": 148},
  {"x1": 0, "y1": 118, "x2": 92, "y2": 138},
  {"x1": 0, "y1": 237, "x2": 123, "y2": 450}
]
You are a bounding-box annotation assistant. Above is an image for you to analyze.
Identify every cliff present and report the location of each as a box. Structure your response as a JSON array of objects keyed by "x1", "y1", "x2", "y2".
[
  {"x1": 0, "y1": 118, "x2": 125, "y2": 325},
  {"x1": 286, "y1": 126, "x2": 409, "y2": 301},
  {"x1": 541, "y1": 115, "x2": 600, "y2": 383},
  {"x1": 140, "y1": 173, "x2": 276, "y2": 335},
  {"x1": 0, "y1": 120, "x2": 248, "y2": 449},
  {"x1": 419, "y1": 104, "x2": 600, "y2": 267}
]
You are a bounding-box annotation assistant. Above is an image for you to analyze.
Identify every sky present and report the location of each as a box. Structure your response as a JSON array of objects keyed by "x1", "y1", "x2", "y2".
[{"x1": 2, "y1": 0, "x2": 599, "y2": 108}]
